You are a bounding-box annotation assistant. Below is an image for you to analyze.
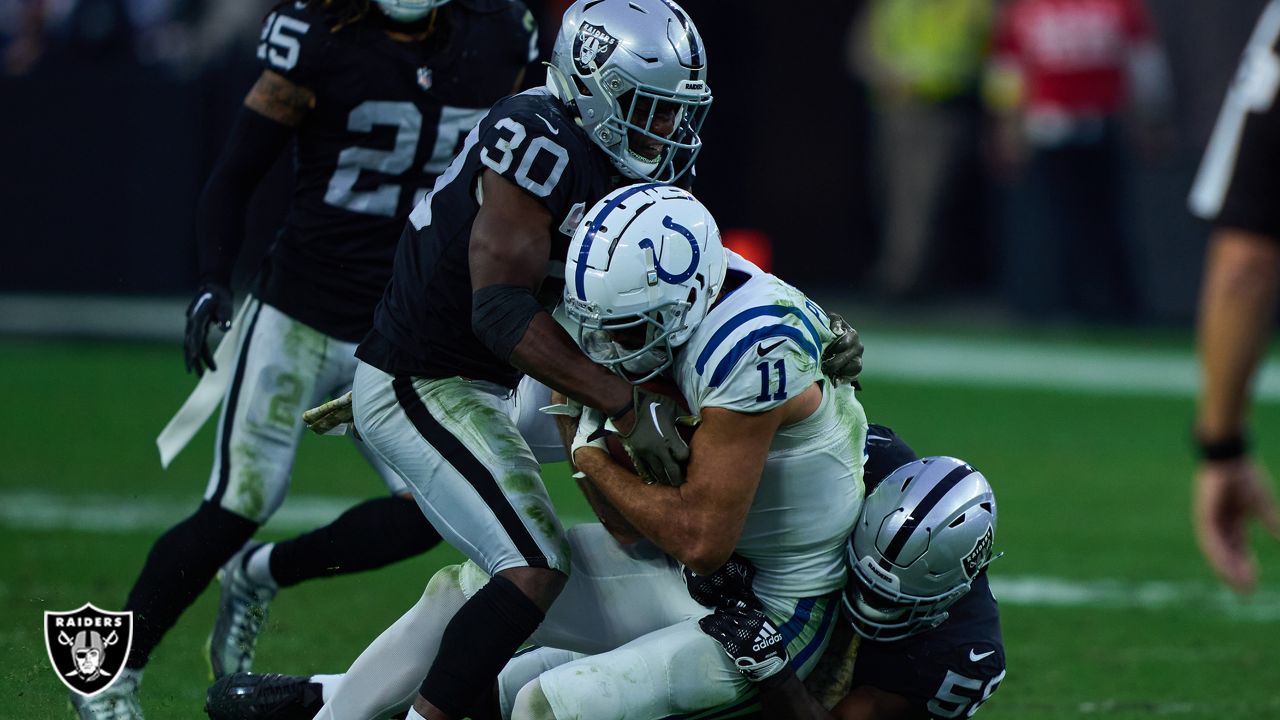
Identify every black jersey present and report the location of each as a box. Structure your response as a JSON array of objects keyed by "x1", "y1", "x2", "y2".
[
  {"x1": 846, "y1": 425, "x2": 1006, "y2": 718},
  {"x1": 253, "y1": 0, "x2": 537, "y2": 342},
  {"x1": 847, "y1": 574, "x2": 1005, "y2": 719},
  {"x1": 357, "y1": 87, "x2": 625, "y2": 387}
]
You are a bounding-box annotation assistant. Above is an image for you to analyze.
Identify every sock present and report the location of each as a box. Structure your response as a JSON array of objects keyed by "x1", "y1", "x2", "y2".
[
  {"x1": 245, "y1": 543, "x2": 277, "y2": 588},
  {"x1": 124, "y1": 501, "x2": 257, "y2": 668},
  {"x1": 406, "y1": 709, "x2": 428, "y2": 720},
  {"x1": 314, "y1": 565, "x2": 471, "y2": 720},
  {"x1": 269, "y1": 495, "x2": 441, "y2": 588},
  {"x1": 420, "y1": 575, "x2": 545, "y2": 718}
]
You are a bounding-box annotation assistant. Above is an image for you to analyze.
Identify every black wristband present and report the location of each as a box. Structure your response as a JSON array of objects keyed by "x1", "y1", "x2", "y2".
[
  {"x1": 1195, "y1": 431, "x2": 1248, "y2": 461},
  {"x1": 754, "y1": 663, "x2": 796, "y2": 693}
]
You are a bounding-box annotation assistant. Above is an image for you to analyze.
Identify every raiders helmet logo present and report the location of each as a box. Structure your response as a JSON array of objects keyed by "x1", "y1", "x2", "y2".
[
  {"x1": 573, "y1": 22, "x2": 619, "y2": 74},
  {"x1": 962, "y1": 526, "x2": 994, "y2": 580},
  {"x1": 44, "y1": 604, "x2": 133, "y2": 697}
]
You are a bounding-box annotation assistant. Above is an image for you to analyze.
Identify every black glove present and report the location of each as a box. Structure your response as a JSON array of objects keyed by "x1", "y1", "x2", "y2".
[
  {"x1": 618, "y1": 386, "x2": 690, "y2": 487},
  {"x1": 821, "y1": 311, "x2": 863, "y2": 389},
  {"x1": 184, "y1": 284, "x2": 234, "y2": 377},
  {"x1": 685, "y1": 554, "x2": 758, "y2": 610},
  {"x1": 698, "y1": 602, "x2": 792, "y2": 685},
  {"x1": 688, "y1": 555, "x2": 793, "y2": 686}
]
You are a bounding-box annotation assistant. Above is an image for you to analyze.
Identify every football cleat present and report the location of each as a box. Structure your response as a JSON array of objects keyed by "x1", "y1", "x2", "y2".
[
  {"x1": 69, "y1": 668, "x2": 144, "y2": 719},
  {"x1": 209, "y1": 543, "x2": 277, "y2": 678},
  {"x1": 205, "y1": 673, "x2": 322, "y2": 720}
]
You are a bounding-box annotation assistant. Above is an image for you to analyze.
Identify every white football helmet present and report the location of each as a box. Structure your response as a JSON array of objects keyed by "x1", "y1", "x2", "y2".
[
  {"x1": 844, "y1": 457, "x2": 999, "y2": 641},
  {"x1": 564, "y1": 183, "x2": 726, "y2": 383},
  {"x1": 374, "y1": 0, "x2": 452, "y2": 23},
  {"x1": 548, "y1": 0, "x2": 712, "y2": 182}
]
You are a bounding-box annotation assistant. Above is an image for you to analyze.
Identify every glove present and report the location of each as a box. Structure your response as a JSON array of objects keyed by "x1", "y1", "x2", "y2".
[
  {"x1": 303, "y1": 392, "x2": 355, "y2": 436},
  {"x1": 684, "y1": 554, "x2": 758, "y2": 610},
  {"x1": 689, "y1": 554, "x2": 792, "y2": 686},
  {"x1": 570, "y1": 406, "x2": 611, "y2": 468},
  {"x1": 184, "y1": 283, "x2": 234, "y2": 377},
  {"x1": 618, "y1": 387, "x2": 691, "y2": 487},
  {"x1": 699, "y1": 603, "x2": 791, "y2": 685},
  {"x1": 821, "y1": 311, "x2": 863, "y2": 389}
]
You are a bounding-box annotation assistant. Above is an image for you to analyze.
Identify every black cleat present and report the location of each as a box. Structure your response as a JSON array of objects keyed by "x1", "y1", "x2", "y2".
[{"x1": 205, "y1": 672, "x2": 323, "y2": 720}]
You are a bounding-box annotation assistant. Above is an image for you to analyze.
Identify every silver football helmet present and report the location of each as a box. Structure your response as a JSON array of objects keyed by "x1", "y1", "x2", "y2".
[
  {"x1": 844, "y1": 457, "x2": 999, "y2": 641},
  {"x1": 548, "y1": 0, "x2": 712, "y2": 182},
  {"x1": 374, "y1": 0, "x2": 452, "y2": 23},
  {"x1": 564, "y1": 183, "x2": 726, "y2": 383}
]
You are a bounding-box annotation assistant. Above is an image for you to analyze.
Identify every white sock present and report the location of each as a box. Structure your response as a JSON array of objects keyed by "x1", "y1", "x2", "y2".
[
  {"x1": 406, "y1": 709, "x2": 429, "y2": 720},
  {"x1": 245, "y1": 543, "x2": 278, "y2": 589},
  {"x1": 311, "y1": 673, "x2": 344, "y2": 702},
  {"x1": 313, "y1": 564, "x2": 472, "y2": 720}
]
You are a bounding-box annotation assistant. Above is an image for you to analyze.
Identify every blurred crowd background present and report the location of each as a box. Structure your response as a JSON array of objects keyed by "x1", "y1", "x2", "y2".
[{"x1": 0, "y1": 0, "x2": 1271, "y2": 326}]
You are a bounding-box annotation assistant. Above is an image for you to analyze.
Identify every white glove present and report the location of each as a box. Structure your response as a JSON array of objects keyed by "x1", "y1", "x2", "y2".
[
  {"x1": 539, "y1": 398, "x2": 583, "y2": 418},
  {"x1": 303, "y1": 392, "x2": 355, "y2": 437},
  {"x1": 571, "y1": 407, "x2": 615, "y2": 476}
]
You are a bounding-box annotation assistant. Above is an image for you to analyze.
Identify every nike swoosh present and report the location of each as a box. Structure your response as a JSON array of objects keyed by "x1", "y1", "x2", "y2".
[
  {"x1": 756, "y1": 339, "x2": 786, "y2": 357},
  {"x1": 535, "y1": 113, "x2": 560, "y2": 135},
  {"x1": 969, "y1": 649, "x2": 996, "y2": 662}
]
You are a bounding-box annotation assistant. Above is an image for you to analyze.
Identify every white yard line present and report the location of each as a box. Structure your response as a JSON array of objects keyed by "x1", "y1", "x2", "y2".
[
  {"x1": 866, "y1": 332, "x2": 1280, "y2": 401},
  {"x1": 5, "y1": 491, "x2": 1279, "y2": 621}
]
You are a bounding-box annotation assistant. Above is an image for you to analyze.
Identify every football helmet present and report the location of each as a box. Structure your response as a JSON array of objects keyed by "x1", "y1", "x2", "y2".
[
  {"x1": 844, "y1": 457, "x2": 999, "y2": 641},
  {"x1": 374, "y1": 0, "x2": 452, "y2": 23},
  {"x1": 564, "y1": 183, "x2": 726, "y2": 383},
  {"x1": 548, "y1": 0, "x2": 712, "y2": 182}
]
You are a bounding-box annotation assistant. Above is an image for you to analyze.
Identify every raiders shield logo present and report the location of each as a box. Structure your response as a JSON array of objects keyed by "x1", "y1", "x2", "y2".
[
  {"x1": 44, "y1": 604, "x2": 133, "y2": 697},
  {"x1": 962, "y1": 526, "x2": 994, "y2": 580},
  {"x1": 573, "y1": 22, "x2": 619, "y2": 74}
]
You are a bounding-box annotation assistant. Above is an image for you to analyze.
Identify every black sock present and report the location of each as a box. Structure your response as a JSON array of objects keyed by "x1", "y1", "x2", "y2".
[
  {"x1": 420, "y1": 575, "x2": 546, "y2": 718},
  {"x1": 124, "y1": 501, "x2": 257, "y2": 669},
  {"x1": 268, "y1": 495, "x2": 441, "y2": 588}
]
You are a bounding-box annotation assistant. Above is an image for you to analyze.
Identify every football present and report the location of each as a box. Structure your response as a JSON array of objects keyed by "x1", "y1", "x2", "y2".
[{"x1": 604, "y1": 377, "x2": 697, "y2": 473}]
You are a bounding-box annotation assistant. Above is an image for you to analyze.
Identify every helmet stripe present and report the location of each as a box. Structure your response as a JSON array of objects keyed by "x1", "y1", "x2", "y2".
[
  {"x1": 659, "y1": 0, "x2": 702, "y2": 75},
  {"x1": 882, "y1": 462, "x2": 975, "y2": 565},
  {"x1": 574, "y1": 182, "x2": 664, "y2": 300}
]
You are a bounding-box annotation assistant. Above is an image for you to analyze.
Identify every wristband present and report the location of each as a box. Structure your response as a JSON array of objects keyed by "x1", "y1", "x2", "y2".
[{"x1": 1195, "y1": 431, "x2": 1248, "y2": 461}]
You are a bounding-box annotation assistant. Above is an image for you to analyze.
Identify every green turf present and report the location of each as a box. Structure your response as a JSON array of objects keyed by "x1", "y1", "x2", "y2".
[{"x1": 3, "y1": 339, "x2": 1279, "y2": 719}]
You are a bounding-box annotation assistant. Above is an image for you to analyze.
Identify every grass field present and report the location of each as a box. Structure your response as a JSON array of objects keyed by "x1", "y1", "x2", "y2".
[{"x1": 4, "y1": 336, "x2": 1280, "y2": 719}]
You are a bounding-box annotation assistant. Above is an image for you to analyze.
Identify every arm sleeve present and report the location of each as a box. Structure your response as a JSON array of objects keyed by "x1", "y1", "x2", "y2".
[{"x1": 194, "y1": 107, "x2": 294, "y2": 286}]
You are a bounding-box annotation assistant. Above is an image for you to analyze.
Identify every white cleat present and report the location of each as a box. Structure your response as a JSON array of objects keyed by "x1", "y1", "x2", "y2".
[
  {"x1": 69, "y1": 668, "x2": 144, "y2": 720},
  {"x1": 209, "y1": 543, "x2": 277, "y2": 679}
]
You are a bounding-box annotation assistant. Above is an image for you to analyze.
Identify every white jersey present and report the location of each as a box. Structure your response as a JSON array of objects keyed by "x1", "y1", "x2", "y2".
[{"x1": 673, "y1": 252, "x2": 867, "y2": 603}]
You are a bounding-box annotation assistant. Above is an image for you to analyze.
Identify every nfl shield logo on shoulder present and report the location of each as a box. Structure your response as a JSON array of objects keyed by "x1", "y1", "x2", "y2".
[
  {"x1": 44, "y1": 604, "x2": 133, "y2": 697},
  {"x1": 417, "y1": 67, "x2": 433, "y2": 91}
]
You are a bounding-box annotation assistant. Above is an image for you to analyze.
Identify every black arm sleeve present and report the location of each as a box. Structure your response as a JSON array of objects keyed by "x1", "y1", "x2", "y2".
[{"x1": 194, "y1": 106, "x2": 294, "y2": 286}]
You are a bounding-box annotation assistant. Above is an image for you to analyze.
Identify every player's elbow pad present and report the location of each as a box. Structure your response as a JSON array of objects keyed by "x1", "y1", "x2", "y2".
[{"x1": 472, "y1": 284, "x2": 543, "y2": 362}]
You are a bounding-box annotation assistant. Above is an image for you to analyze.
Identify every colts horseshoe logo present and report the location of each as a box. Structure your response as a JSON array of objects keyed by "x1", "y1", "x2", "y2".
[{"x1": 639, "y1": 216, "x2": 700, "y2": 284}]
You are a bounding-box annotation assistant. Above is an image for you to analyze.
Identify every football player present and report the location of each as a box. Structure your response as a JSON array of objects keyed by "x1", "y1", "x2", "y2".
[
  {"x1": 325, "y1": 1, "x2": 718, "y2": 717},
  {"x1": 83, "y1": 2, "x2": 538, "y2": 718},
  {"x1": 210, "y1": 183, "x2": 867, "y2": 720},
  {"x1": 690, "y1": 443, "x2": 1005, "y2": 720}
]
